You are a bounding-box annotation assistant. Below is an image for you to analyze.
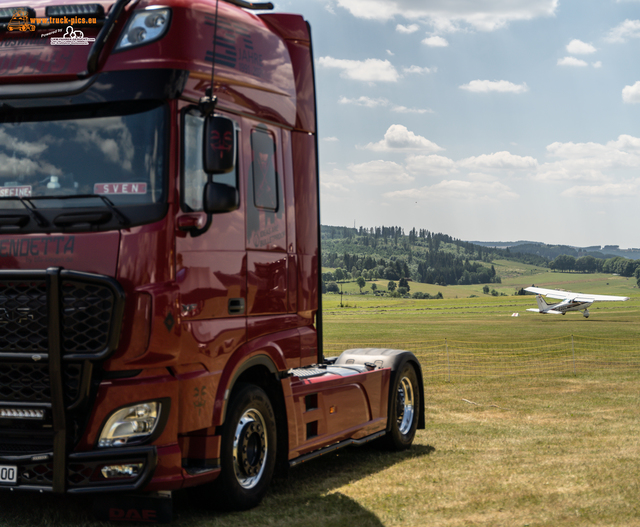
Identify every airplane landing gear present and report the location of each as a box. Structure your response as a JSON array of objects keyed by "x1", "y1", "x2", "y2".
[{"x1": 583, "y1": 309, "x2": 590, "y2": 318}]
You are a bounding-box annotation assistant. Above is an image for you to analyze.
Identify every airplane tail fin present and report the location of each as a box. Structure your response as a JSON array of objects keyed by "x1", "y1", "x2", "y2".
[{"x1": 536, "y1": 295, "x2": 550, "y2": 311}]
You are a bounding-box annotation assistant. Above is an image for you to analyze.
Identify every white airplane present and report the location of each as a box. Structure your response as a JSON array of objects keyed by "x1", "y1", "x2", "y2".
[{"x1": 524, "y1": 286, "x2": 630, "y2": 318}]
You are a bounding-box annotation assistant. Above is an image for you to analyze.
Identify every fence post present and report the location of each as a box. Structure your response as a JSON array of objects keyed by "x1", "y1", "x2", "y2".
[
  {"x1": 572, "y1": 334, "x2": 576, "y2": 375},
  {"x1": 446, "y1": 338, "x2": 450, "y2": 382}
]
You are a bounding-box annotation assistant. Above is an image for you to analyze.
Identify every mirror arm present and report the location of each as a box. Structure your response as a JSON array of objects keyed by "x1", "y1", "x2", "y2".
[
  {"x1": 188, "y1": 213, "x2": 212, "y2": 238},
  {"x1": 199, "y1": 90, "x2": 217, "y2": 118}
]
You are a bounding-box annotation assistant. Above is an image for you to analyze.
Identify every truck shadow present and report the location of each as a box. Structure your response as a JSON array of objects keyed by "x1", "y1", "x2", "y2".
[
  {"x1": 177, "y1": 442, "x2": 436, "y2": 526},
  {"x1": 0, "y1": 443, "x2": 435, "y2": 526}
]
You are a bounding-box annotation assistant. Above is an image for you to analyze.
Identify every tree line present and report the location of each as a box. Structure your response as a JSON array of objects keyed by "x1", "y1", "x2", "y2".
[
  {"x1": 550, "y1": 254, "x2": 640, "y2": 279},
  {"x1": 321, "y1": 225, "x2": 504, "y2": 286},
  {"x1": 321, "y1": 224, "x2": 640, "y2": 289}
]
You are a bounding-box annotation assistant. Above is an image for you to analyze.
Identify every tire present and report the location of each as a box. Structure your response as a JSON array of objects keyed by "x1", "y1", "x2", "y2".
[
  {"x1": 211, "y1": 383, "x2": 277, "y2": 511},
  {"x1": 384, "y1": 363, "x2": 420, "y2": 450}
]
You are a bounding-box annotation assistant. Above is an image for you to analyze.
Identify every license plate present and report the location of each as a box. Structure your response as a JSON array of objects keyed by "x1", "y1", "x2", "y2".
[{"x1": 0, "y1": 465, "x2": 16, "y2": 485}]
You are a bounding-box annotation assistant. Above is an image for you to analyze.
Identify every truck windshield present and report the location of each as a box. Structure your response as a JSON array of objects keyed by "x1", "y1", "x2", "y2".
[{"x1": 0, "y1": 101, "x2": 166, "y2": 209}]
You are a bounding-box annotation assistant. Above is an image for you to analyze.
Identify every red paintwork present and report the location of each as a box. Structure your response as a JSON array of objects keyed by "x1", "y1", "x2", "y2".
[
  {"x1": 286, "y1": 369, "x2": 391, "y2": 459},
  {"x1": 0, "y1": 232, "x2": 119, "y2": 274},
  {"x1": 0, "y1": 0, "x2": 392, "y2": 495}
]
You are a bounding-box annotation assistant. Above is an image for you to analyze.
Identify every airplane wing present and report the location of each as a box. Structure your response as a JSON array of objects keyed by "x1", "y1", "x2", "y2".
[
  {"x1": 524, "y1": 286, "x2": 629, "y2": 302},
  {"x1": 524, "y1": 287, "x2": 571, "y2": 300}
]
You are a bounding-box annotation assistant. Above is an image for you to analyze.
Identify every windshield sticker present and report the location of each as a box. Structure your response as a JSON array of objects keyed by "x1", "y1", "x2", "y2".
[
  {"x1": 0, "y1": 186, "x2": 31, "y2": 197},
  {"x1": 94, "y1": 183, "x2": 147, "y2": 195}
]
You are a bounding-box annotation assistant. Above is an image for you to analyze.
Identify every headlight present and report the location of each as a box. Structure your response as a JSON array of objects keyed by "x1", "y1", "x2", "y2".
[
  {"x1": 115, "y1": 7, "x2": 171, "y2": 51},
  {"x1": 98, "y1": 402, "x2": 161, "y2": 447}
]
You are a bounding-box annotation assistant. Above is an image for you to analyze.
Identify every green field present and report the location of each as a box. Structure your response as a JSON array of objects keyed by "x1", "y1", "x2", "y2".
[
  {"x1": 2, "y1": 264, "x2": 640, "y2": 525},
  {"x1": 3, "y1": 373, "x2": 640, "y2": 527},
  {"x1": 322, "y1": 266, "x2": 640, "y2": 345}
]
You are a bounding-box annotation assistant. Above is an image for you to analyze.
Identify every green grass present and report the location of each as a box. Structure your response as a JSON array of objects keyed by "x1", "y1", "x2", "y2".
[
  {"x1": 2, "y1": 265, "x2": 639, "y2": 525},
  {"x1": 3, "y1": 373, "x2": 640, "y2": 526},
  {"x1": 322, "y1": 269, "x2": 640, "y2": 344}
]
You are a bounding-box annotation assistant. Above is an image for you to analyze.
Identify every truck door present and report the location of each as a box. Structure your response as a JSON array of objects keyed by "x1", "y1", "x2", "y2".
[
  {"x1": 244, "y1": 123, "x2": 300, "y2": 367},
  {"x1": 245, "y1": 125, "x2": 287, "y2": 313},
  {"x1": 175, "y1": 107, "x2": 246, "y2": 366}
]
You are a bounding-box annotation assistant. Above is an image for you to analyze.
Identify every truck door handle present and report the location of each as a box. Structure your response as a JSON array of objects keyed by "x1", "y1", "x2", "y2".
[{"x1": 228, "y1": 298, "x2": 245, "y2": 315}]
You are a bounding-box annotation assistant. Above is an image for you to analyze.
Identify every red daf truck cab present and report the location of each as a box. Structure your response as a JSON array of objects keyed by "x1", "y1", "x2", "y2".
[{"x1": 0, "y1": 0, "x2": 424, "y2": 518}]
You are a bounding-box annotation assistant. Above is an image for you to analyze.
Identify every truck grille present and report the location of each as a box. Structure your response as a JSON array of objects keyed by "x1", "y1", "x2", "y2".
[
  {"x1": 0, "y1": 363, "x2": 82, "y2": 405},
  {"x1": 61, "y1": 281, "x2": 115, "y2": 354},
  {"x1": 0, "y1": 269, "x2": 125, "y2": 464},
  {"x1": 0, "y1": 280, "x2": 48, "y2": 353},
  {"x1": 0, "y1": 434, "x2": 54, "y2": 455},
  {"x1": 0, "y1": 279, "x2": 117, "y2": 355}
]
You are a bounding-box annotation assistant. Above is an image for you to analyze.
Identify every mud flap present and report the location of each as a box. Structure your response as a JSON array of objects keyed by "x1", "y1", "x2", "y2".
[{"x1": 92, "y1": 491, "x2": 172, "y2": 524}]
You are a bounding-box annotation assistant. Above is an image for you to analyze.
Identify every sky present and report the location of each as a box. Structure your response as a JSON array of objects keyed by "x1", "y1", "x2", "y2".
[{"x1": 266, "y1": 0, "x2": 640, "y2": 248}]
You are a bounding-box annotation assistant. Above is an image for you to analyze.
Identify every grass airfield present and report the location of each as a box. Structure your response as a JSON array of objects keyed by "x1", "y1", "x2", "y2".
[{"x1": 323, "y1": 265, "x2": 640, "y2": 345}]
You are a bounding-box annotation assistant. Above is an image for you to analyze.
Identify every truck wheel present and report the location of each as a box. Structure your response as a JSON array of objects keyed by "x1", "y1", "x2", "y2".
[
  {"x1": 213, "y1": 383, "x2": 277, "y2": 510},
  {"x1": 384, "y1": 363, "x2": 420, "y2": 450}
]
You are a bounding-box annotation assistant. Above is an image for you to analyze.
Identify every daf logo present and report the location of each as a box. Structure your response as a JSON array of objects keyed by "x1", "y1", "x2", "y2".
[
  {"x1": 32, "y1": 355, "x2": 42, "y2": 362},
  {"x1": 0, "y1": 307, "x2": 34, "y2": 325}
]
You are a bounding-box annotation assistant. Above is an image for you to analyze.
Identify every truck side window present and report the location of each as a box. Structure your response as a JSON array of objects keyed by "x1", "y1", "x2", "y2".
[
  {"x1": 182, "y1": 111, "x2": 238, "y2": 212},
  {"x1": 250, "y1": 129, "x2": 277, "y2": 211}
]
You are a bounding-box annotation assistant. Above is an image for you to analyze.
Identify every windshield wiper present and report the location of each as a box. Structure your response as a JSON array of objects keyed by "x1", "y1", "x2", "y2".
[
  {"x1": 18, "y1": 198, "x2": 48, "y2": 227},
  {"x1": 94, "y1": 194, "x2": 131, "y2": 226}
]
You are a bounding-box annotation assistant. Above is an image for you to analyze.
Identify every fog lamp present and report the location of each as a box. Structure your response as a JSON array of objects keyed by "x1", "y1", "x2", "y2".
[{"x1": 100, "y1": 463, "x2": 143, "y2": 479}]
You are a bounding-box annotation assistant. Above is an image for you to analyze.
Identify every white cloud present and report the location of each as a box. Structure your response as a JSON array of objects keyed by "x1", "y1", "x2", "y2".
[
  {"x1": 459, "y1": 151, "x2": 538, "y2": 170},
  {"x1": 347, "y1": 160, "x2": 414, "y2": 184},
  {"x1": 405, "y1": 154, "x2": 456, "y2": 176},
  {"x1": 566, "y1": 39, "x2": 596, "y2": 54},
  {"x1": 592, "y1": 61, "x2": 602, "y2": 68},
  {"x1": 321, "y1": 180, "x2": 350, "y2": 193},
  {"x1": 0, "y1": 130, "x2": 49, "y2": 157},
  {"x1": 403, "y1": 65, "x2": 433, "y2": 74},
  {"x1": 318, "y1": 56, "x2": 400, "y2": 82},
  {"x1": 547, "y1": 135, "x2": 640, "y2": 160},
  {"x1": 383, "y1": 179, "x2": 518, "y2": 202},
  {"x1": 561, "y1": 181, "x2": 640, "y2": 199},
  {"x1": 323, "y1": 137, "x2": 339, "y2": 142},
  {"x1": 0, "y1": 153, "x2": 62, "y2": 178},
  {"x1": 397, "y1": 23, "x2": 419, "y2": 34},
  {"x1": 605, "y1": 19, "x2": 640, "y2": 43},
  {"x1": 363, "y1": 124, "x2": 443, "y2": 153},
  {"x1": 468, "y1": 172, "x2": 499, "y2": 182},
  {"x1": 335, "y1": 0, "x2": 558, "y2": 32},
  {"x1": 339, "y1": 95, "x2": 389, "y2": 107},
  {"x1": 536, "y1": 135, "x2": 640, "y2": 182},
  {"x1": 392, "y1": 105, "x2": 433, "y2": 114},
  {"x1": 337, "y1": 96, "x2": 432, "y2": 114},
  {"x1": 320, "y1": 168, "x2": 353, "y2": 193},
  {"x1": 422, "y1": 36, "x2": 449, "y2": 47},
  {"x1": 622, "y1": 81, "x2": 640, "y2": 103},
  {"x1": 557, "y1": 56, "x2": 588, "y2": 67},
  {"x1": 72, "y1": 119, "x2": 134, "y2": 172},
  {"x1": 386, "y1": 49, "x2": 395, "y2": 56},
  {"x1": 459, "y1": 80, "x2": 529, "y2": 93}
]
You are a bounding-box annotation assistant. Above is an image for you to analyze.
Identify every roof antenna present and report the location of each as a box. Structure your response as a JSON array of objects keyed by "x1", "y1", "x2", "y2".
[{"x1": 199, "y1": 0, "x2": 220, "y2": 117}]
